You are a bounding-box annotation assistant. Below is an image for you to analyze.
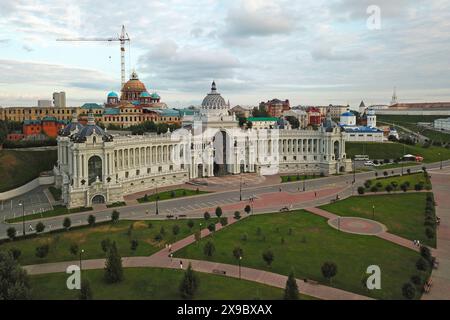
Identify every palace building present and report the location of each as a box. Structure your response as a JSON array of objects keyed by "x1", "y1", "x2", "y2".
[{"x1": 55, "y1": 82, "x2": 351, "y2": 208}]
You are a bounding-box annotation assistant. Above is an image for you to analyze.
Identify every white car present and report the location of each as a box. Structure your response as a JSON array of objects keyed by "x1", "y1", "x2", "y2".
[{"x1": 364, "y1": 161, "x2": 375, "y2": 166}]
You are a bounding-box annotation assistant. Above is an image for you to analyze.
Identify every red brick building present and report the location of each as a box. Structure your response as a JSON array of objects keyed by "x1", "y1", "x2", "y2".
[
  {"x1": 23, "y1": 116, "x2": 65, "y2": 138},
  {"x1": 259, "y1": 99, "x2": 290, "y2": 117},
  {"x1": 306, "y1": 107, "x2": 323, "y2": 126}
]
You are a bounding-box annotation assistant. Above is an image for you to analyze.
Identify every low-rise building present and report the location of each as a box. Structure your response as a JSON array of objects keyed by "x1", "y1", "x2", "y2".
[{"x1": 434, "y1": 118, "x2": 450, "y2": 131}]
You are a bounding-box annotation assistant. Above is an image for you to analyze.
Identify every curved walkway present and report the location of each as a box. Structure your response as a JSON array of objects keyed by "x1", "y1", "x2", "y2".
[
  {"x1": 328, "y1": 217, "x2": 386, "y2": 235},
  {"x1": 23, "y1": 216, "x2": 371, "y2": 300},
  {"x1": 306, "y1": 207, "x2": 419, "y2": 252}
]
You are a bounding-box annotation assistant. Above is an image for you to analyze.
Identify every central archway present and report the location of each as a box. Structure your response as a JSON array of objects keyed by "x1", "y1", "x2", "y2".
[
  {"x1": 92, "y1": 194, "x2": 105, "y2": 204},
  {"x1": 88, "y1": 155, "x2": 102, "y2": 185},
  {"x1": 213, "y1": 130, "x2": 230, "y2": 176}
]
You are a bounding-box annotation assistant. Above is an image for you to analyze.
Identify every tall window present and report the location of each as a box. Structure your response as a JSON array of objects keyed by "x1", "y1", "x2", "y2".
[{"x1": 88, "y1": 156, "x2": 102, "y2": 185}]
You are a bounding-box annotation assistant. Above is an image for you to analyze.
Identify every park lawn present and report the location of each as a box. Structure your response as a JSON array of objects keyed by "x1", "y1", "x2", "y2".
[
  {"x1": 29, "y1": 267, "x2": 305, "y2": 300},
  {"x1": 364, "y1": 172, "x2": 431, "y2": 192},
  {"x1": 0, "y1": 219, "x2": 214, "y2": 265},
  {"x1": 281, "y1": 175, "x2": 322, "y2": 183},
  {"x1": 175, "y1": 210, "x2": 427, "y2": 300},
  {"x1": 0, "y1": 150, "x2": 57, "y2": 192},
  {"x1": 320, "y1": 193, "x2": 435, "y2": 247},
  {"x1": 137, "y1": 188, "x2": 211, "y2": 203},
  {"x1": 346, "y1": 142, "x2": 450, "y2": 163},
  {"x1": 6, "y1": 205, "x2": 93, "y2": 223},
  {"x1": 376, "y1": 162, "x2": 417, "y2": 170}
]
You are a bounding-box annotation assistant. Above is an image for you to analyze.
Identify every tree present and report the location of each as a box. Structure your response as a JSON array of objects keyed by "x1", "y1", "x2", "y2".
[
  {"x1": 207, "y1": 223, "x2": 216, "y2": 233},
  {"x1": 88, "y1": 215, "x2": 96, "y2": 227},
  {"x1": 321, "y1": 262, "x2": 338, "y2": 283},
  {"x1": 284, "y1": 271, "x2": 299, "y2": 300},
  {"x1": 244, "y1": 205, "x2": 251, "y2": 214},
  {"x1": 7, "y1": 227, "x2": 17, "y2": 241},
  {"x1": 220, "y1": 217, "x2": 228, "y2": 226},
  {"x1": 35, "y1": 245, "x2": 49, "y2": 259},
  {"x1": 9, "y1": 248, "x2": 21, "y2": 260},
  {"x1": 101, "y1": 239, "x2": 112, "y2": 253},
  {"x1": 63, "y1": 217, "x2": 71, "y2": 230},
  {"x1": 402, "y1": 282, "x2": 416, "y2": 300},
  {"x1": 194, "y1": 231, "x2": 201, "y2": 243},
  {"x1": 234, "y1": 211, "x2": 241, "y2": 220},
  {"x1": 357, "y1": 187, "x2": 365, "y2": 195},
  {"x1": 172, "y1": 224, "x2": 180, "y2": 236},
  {"x1": 233, "y1": 247, "x2": 243, "y2": 260},
  {"x1": 262, "y1": 249, "x2": 274, "y2": 267},
  {"x1": 179, "y1": 263, "x2": 199, "y2": 299},
  {"x1": 0, "y1": 251, "x2": 31, "y2": 299},
  {"x1": 203, "y1": 211, "x2": 210, "y2": 220},
  {"x1": 79, "y1": 279, "x2": 93, "y2": 300},
  {"x1": 416, "y1": 257, "x2": 428, "y2": 271},
  {"x1": 187, "y1": 220, "x2": 194, "y2": 230},
  {"x1": 35, "y1": 222, "x2": 45, "y2": 233},
  {"x1": 203, "y1": 241, "x2": 215, "y2": 257},
  {"x1": 69, "y1": 243, "x2": 79, "y2": 256},
  {"x1": 104, "y1": 242, "x2": 123, "y2": 283},
  {"x1": 130, "y1": 239, "x2": 139, "y2": 252},
  {"x1": 420, "y1": 246, "x2": 432, "y2": 264},
  {"x1": 385, "y1": 185, "x2": 393, "y2": 193},
  {"x1": 215, "y1": 207, "x2": 223, "y2": 218},
  {"x1": 111, "y1": 210, "x2": 120, "y2": 223}
]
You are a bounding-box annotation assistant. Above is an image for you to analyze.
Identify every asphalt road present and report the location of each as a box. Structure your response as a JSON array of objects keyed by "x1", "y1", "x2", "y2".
[{"x1": 0, "y1": 160, "x2": 448, "y2": 240}]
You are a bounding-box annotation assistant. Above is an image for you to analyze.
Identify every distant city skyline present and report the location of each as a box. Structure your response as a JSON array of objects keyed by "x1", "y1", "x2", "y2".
[{"x1": 1, "y1": 0, "x2": 449, "y2": 108}]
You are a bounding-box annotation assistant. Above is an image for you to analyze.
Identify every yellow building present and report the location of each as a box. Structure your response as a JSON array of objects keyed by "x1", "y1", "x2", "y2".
[{"x1": 0, "y1": 106, "x2": 81, "y2": 122}]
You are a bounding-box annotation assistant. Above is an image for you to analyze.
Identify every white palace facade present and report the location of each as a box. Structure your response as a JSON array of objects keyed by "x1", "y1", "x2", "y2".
[{"x1": 55, "y1": 82, "x2": 351, "y2": 208}]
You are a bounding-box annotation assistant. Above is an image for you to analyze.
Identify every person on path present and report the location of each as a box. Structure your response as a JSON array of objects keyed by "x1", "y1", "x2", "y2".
[{"x1": 180, "y1": 260, "x2": 183, "y2": 269}]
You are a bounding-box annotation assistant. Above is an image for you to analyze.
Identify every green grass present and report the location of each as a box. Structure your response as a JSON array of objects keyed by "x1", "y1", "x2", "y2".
[
  {"x1": 363, "y1": 172, "x2": 432, "y2": 192},
  {"x1": 281, "y1": 175, "x2": 323, "y2": 183},
  {"x1": 0, "y1": 150, "x2": 57, "y2": 192},
  {"x1": 346, "y1": 142, "x2": 450, "y2": 163},
  {"x1": 48, "y1": 186, "x2": 62, "y2": 201},
  {"x1": 29, "y1": 267, "x2": 299, "y2": 300},
  {"x1": 137, "y1": 188, "x2": 210, "y2": 203},
  {"x1": 378, "y1": 115, "x2": 444, "y2": 124},
  {"x1": 1, "y1": 219, "x2": 213, "y2": 265},
  {"x1": 175, "y1": 210, "x2": 427, "y2": 300},
  {"x1": 321, "y1": 193, "x2": 436, "y2": 247},
  {"x1": 376, "y1": 162, "x2": 417, "y2": 170},
  {"x1": 6, "y1": 205, "x2": 93, "y2": 223}
]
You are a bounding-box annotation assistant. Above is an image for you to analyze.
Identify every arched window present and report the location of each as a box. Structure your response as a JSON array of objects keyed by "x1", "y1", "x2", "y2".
[{"x1": 88, "y1": 155, "x2": 102, "y2": 185}]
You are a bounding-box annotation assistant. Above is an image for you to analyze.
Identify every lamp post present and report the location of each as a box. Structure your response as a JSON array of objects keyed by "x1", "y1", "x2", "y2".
[
  {"x1": 303, "y1": 178, "x2": 306, "y2": 192},
  {"x1": 372, "y1": 205, "x2": 375, "y2": 220},
  {"x1": 238, "y1": 256, "x2": 242, "y2": 280},
  {"x1": 155, "y1": 182, "x2": 159, "y2": 215},
  {"x1": 439, "y1": 153, "x2": 442, "y2": 170},
  {"x1": 239, "y1": 175, "x2": 242, "y2": 201},
  {"x1": 18, "y1": 202, "x2": 25, "y2": 237},
  {"x1": 79, "y1": 249, "x2": 84, "y2": 271},
  {"x1": 352, "y1": 157, "x2": 356, "y2": 184}
]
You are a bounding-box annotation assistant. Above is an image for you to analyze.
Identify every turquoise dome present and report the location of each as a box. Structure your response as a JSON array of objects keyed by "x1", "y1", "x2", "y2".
[
  {"x1": 140, "y1": 91, "x2": 151, "y2": 98},
  {"x1": 107, "y1": 91, "x2": 118, "y2": 98},
  {"x1": 151, "y1": 92, "x2": 160, "y2": 99}
]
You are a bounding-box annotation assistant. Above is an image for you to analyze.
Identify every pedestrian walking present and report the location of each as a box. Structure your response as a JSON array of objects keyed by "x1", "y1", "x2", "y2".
[{"x1": 180, "y1": 260, "x2": 183, "y2": 269}]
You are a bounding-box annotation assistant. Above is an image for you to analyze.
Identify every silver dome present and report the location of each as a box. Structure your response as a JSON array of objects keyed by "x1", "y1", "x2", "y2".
[{"x1": 201, "y1": 81, "x2": 228, "y2": 110}]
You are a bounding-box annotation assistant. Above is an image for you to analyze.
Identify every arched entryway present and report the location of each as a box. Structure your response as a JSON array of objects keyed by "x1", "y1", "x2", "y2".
[
  {"x1": 333, "y1": 141, "x2": 340, "y2": 160},
  {"x1": 213, "y1": 130, "x2": 230, "y2": 176},
  {"x1": 92, "y1": 194, "x2": 105, "y2": 204},
  {"x1": 88, "y1": 155, "x2": 102, "y2": 185},
  {"x1": 197, "y1": 164, "x2": 203, "y2": 178}
]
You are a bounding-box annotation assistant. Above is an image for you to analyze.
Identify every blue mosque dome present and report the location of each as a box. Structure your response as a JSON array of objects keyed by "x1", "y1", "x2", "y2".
[
  {"x1": 107, "y1": 91, "x2": 118, "y2": 98},
  {"x1": 341, "y1": 111, "x2": 354, "y2": 117},
  {"x1": 139, "y1": 91, "x2": 151, "y2": 98}
]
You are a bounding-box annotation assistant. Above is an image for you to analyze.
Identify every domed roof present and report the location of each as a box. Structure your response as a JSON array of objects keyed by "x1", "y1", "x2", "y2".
[
  {"x1": 201, "y1": 81, "x2": 228, "y2": 110},
  {"x1": 341, "y1": 111, "x2": 355, "y2": 117},
  {"x1": 71, "y1": 112, "x2": 113, "y2": 143},
  {"x1": 139, "y1": 91, "x2": 151, "y2": 98},
  {"x1": 151, "y1": 92, "x2": 160, "y2": 99},
  {"x1": 107, "y1": 91, "x2": 118, "y2": 98},
  {"x1": 367, "y1": 109, "x2": 376, "y2": 115},
  {"x1": 121, "y1": 71, "x2": 147, "y2": 93},
  {"x1": 60, "y1": 113, "x2": 84, "y2": 137}
]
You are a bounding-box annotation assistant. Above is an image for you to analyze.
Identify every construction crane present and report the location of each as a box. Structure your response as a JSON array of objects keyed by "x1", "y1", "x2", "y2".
[{"x1": 57, "y1": 25, "x2": 130, "y2": 88}]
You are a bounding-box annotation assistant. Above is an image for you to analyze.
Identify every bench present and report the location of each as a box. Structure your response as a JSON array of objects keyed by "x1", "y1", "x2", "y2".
[
  {"x1": 212, "y1": 269, "x2": 226, "y2": 275},
  {"x1": 166, "y1": 215, "x2": 174, "y2": 219},
  {"x1": 179, "y1": 214, "x2": 187, "y2": 218},
  {"x1": 303, "y1": 279, "x2": 319, "y2": 285}
]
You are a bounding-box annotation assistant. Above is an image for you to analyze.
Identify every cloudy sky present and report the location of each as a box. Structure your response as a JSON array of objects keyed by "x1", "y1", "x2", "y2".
[{"x1": 0, "y1": 0, "x2": 449, "y2": 108}]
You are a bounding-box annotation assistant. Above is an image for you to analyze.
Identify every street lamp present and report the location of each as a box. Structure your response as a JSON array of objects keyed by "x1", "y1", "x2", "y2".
[
  {"x1": 372, "y1": 205, "x2": 375, "y2": 220},
  {"x1": 303, "y1": 178, "x2": 306, "y2": 192},
  {"x1": 79, "y1": 249, "x2": 84, "y2": 271},
  {"x1": 155, "y1": 182, "x2": 159, "y2": 215},
  {"x1": 352, "y1": 158, "x2": 356, "y2": 184},
  {"x1": 18, "y1": 202, "x2": 25, "y2": 236},
  {"x1": 439, "y1": 153, "x2": 442, "y2": 170},
  {"x1": 239, "y1": 175, "x2": 242, "y2": 201},
  {"x1": 238, "y1": 256, "x2": 242, "y2": 280}
]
